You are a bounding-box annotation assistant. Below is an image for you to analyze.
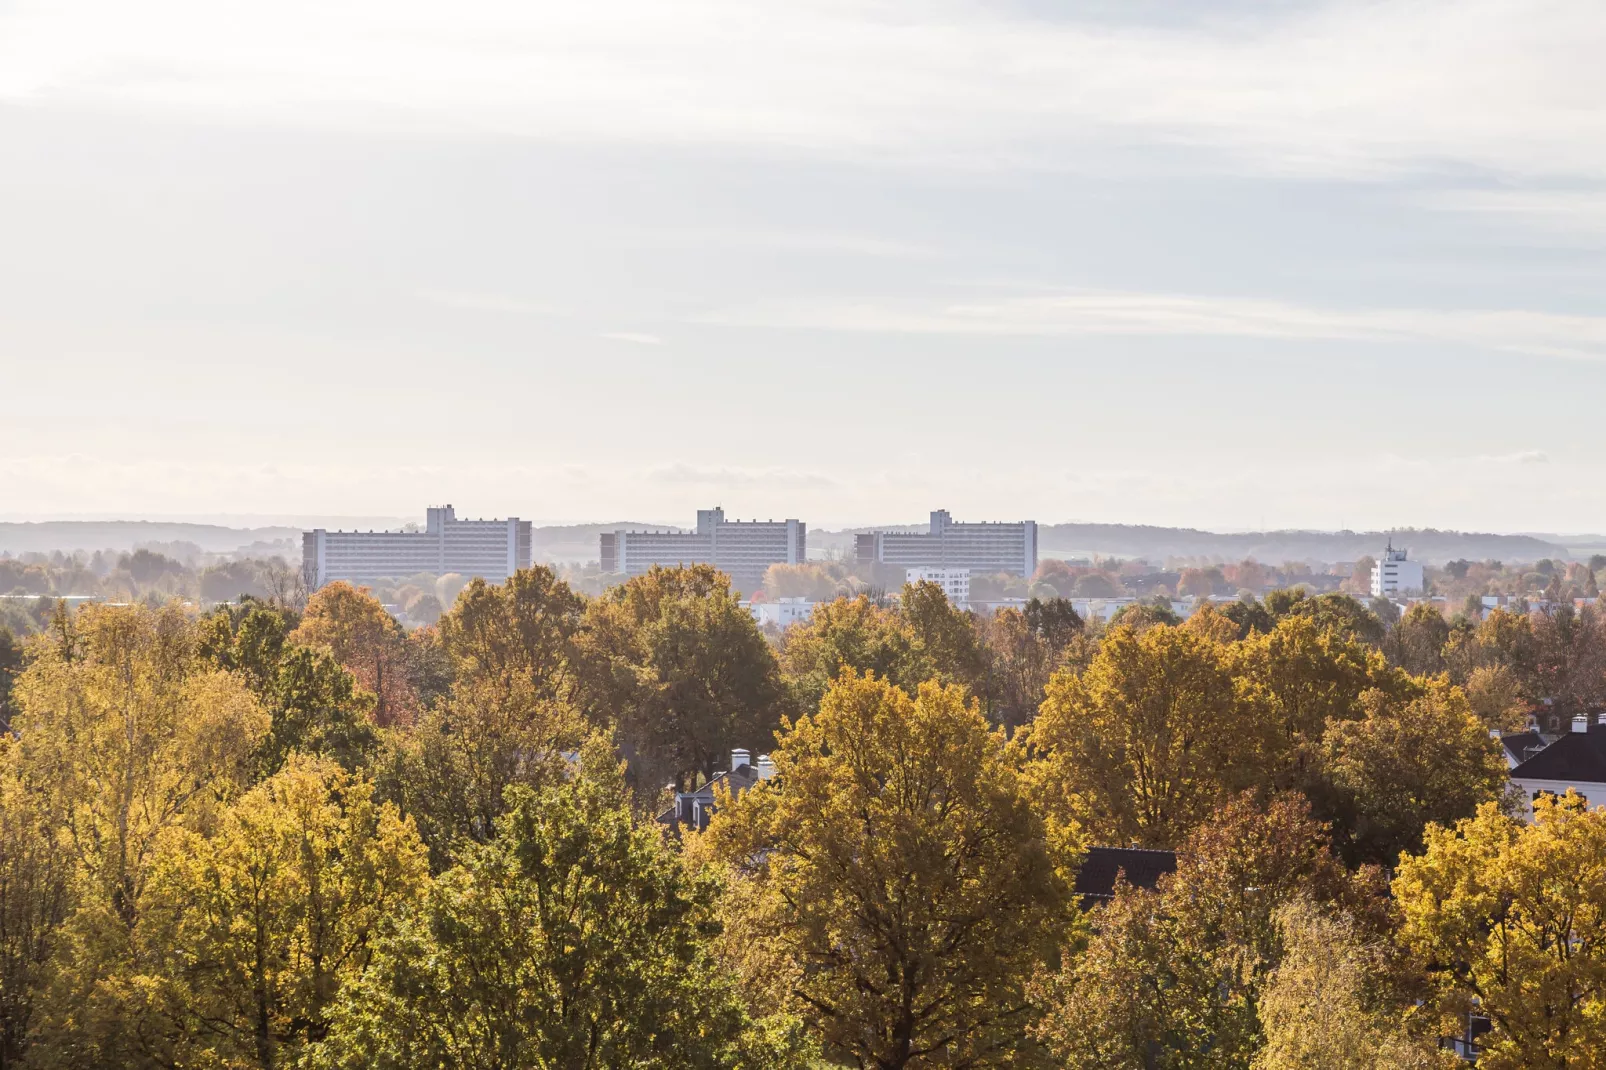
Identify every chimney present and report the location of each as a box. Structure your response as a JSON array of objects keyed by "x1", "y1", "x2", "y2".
[
  {"x1": 730, "y1": 748, "x2": 751, "y2": 773},
  {"x1": 756, "y1": 754, "x2": 776, "y2": 780},
  {"x1": 1572, "y1": 716, "x2": 1589, "y2": 734}
]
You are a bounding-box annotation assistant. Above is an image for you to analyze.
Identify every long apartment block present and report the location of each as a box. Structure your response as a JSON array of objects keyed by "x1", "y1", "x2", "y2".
[
  {"x1": 303, "y1": 505, "x2": 532, "y2": 589},
  {"x1": 855, "y1": 510, "x2": 1037, "y2": 576},
  {"x1": 599, "y1": 507, "x2": 806, "y2": 591}
]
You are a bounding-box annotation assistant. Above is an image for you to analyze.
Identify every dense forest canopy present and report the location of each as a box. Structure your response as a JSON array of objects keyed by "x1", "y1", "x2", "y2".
[{"x1": 3, "y1": 559, "x2": 1606, "y2": 1067}]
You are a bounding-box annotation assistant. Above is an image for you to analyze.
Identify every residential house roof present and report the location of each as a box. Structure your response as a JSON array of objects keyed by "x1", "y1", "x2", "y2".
[
  {"x1": 1074, "y1": 846, "x2": 1178, "y2": 906},
  {"x1": 1510, "y1": 720, "x2": 1606, "y2": 784},
  {"x1": 656, "y1": 760, "x2": 766, "y2": 833},
  {"x1": 1499, "y1": 729, "x2": 1548, "y2": 769}
]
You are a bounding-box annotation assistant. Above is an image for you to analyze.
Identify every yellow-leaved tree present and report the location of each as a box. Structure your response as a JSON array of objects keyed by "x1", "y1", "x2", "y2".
[
  {"x1": 1319, "y1": 681, "x2": 1509, "y2": 866},
  {"x1": 704, "y1": 670, "x2": 1070, "y2": 1068},
  {"x1": 1393, "y1": 795, "x2": 1606, "y2": 1070},
  {"x1": 1026, "y1": 623, "x2": 1252, "y2": 848},
  {"x1": 777, "y1": 594, "x2": 927, "y2": 712},
  {"x1": 12, "y1": 604, "x2": 268, "y2": 923},
  {"x1": 131, "y1": 756, "x2": 429, "y2": 1068},
  {"x1": 10, "y1": 603, "x2": 270, "y2": 1068},
  {"x1": 1230, "y1": 614, "x2": 1406, "y2": 798},
  {"x1": 577, "y1": 565, "x2": 789, "y2": 794},
  {"x1": 0, "y1": 736, "x2": 73, "y2": 1068},
  {"x1": 384, "y1": 567, "x2": 590, "y2": 867},
  {"x1": 1254, "y1": 897, "x2": 1449, "y2": 1070}
]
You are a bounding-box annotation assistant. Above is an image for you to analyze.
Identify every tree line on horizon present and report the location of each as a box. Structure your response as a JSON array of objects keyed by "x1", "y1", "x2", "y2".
[{"x1": 3, "y1": 565, "x2": 1606, "y2": 1067}]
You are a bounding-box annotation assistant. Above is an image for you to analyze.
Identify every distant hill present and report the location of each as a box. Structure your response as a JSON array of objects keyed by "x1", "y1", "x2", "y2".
[
  {"x1": 1035, "y1": 525, "x2": 1570, "y2": 566},
  {"x1": 0, "y1": 519, "x2": 691, "y2": 565},
  {"x1": 0, "y1": 521, "x2": 304, "y2": 557}
]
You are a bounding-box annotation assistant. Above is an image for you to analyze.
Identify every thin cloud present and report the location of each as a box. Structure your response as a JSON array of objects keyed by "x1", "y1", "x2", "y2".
[
  {"x1": 418, "y1": 290, "x2": 561, "y2": 315},
  {"x1": 647, "y1": 463, "x2": 837, "y2": 490},
  {"x1": 3, "y1": 0, "x2": 1606, "y2": 181},
  {"x1": 1426, "y1": 188, "x2": 1606, "y2": 242},
  {"x1": 639, "y1": 228, "x2": 940, "y2": 260},
  {"x1": 600, "y1": 331, "x2": 662, "y2": 345},
  {"x1": 696, "y1": 289, "x2": 1606, "y2": 362}
]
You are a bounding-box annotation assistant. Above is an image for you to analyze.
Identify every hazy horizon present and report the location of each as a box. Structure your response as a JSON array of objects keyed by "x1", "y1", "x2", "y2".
[
  {"x1": 2, "y1": 513, "x2": 1604, "y2": 545},
  {"x1": 6, "y1": 0, "x2": 1606, "y2": 532}
]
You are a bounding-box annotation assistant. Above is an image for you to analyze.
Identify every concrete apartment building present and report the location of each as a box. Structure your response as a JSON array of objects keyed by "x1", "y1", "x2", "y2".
[
  {"x1": 599, "y1": 507, "x2": 806, "y2": 591},
  {"x1": 1371, "y1": 541, "x2": 1425, "y2": 597},
  {"x1": 856, "y1": 510, "x2": 1038, "y2": 577},
  {"x1": 303, "y1": 505, "x2": 532, "y2": 589}
]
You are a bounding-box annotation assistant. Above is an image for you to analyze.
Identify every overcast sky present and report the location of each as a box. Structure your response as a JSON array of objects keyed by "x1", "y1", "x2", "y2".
[{"x1": 3, "y1": 0, "x2": 1606, "y2": 531}]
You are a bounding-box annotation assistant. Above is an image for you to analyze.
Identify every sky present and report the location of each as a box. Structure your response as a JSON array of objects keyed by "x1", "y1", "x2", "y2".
[{"x1": 3, "y1": 0, "x2": 1606, "y2": 532}]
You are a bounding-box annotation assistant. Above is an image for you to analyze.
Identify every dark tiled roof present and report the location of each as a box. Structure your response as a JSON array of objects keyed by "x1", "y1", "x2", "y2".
[
  {"x1": 656, "y1": 764, "x2": 762, "y2": 830},
  {"x1": 1500, "y1": 730, "x2": 1546, "y2": 767},
  {"x1": 1511, "y1": 727, "x2": 1606, "y2": 784},
  {"x1": 1075, "y1": 846, "x2": 1178, "y2": 905}
]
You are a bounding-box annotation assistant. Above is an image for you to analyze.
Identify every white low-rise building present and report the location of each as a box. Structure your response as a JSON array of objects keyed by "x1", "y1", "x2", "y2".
[
  {"x1": 1372, "y1": 542, "x2": 1424, "y2": 597},
  {"x1": 907, "y1": 567, "x2": 971, "y2": 605},
  {"x1": 746, "y1": 597, "x2": 818, "y2": 628}
]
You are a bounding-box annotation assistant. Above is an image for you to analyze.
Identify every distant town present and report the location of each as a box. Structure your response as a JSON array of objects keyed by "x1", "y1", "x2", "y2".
[{"x1": 287, "y1": 504, "x2": 1600, "y2": 633}]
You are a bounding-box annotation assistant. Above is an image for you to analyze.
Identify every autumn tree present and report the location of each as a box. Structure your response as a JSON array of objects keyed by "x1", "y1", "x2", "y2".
[
  {"x1": 1388, "y1": 602, "x2": 1450, "y2": 677},
  {"x1": 978, "y1": 607, "x2": 1055, "y2": 730},
  {"x1": 1033, "y1": 794, "x2": 1372, "y2": 1070},
  {"x1": 1452, "y1": 608, "x2": 1539, "y2": 698},
  {"x1": 706, "y1": 671, "x2": 1068, "y2": 1069},
  {"x1": 901, "y1": 580, "x2": 990, "y2": 696},
  {"x1": 200, "y1": 605, "x2": 378, "y2": 776},
  {"x1": 0, "y1": 743, "x2": 73, "y2": 1068},
  {"x1": 1071, "y1": 572, "x2": 1123, "y2": 599},
  {"x1": 1178, "y1": 567, "x2": 1218, "y2": 598},
  {"x1": 11, "y1": 603, "x2": 270, "y2": 1068},
  {"x1": 1221, "y1": 597, "x2": 1277, "y2": 640},
  {"x1": 578, "y1": 565, "x2": 789, "y2": 793},
  {"x1": 1346, "y1": 556, "x2": 1377, "y2": 598},
  {"x1": 1319, "y1": 681, "x2": 1509, "y2": 866},
  {"x1": 311, "y1": 744, "x2": 803, "y2": 1070},
  {"x1": 1265, "y1": 589, "x2": 1386, "y2": 647},
  {"x1": 1254, "y1": 898, "x2": 1448, "y2": 1070},
  {"x1": 1531, "y1": 603, "x2": 1606, "y2": 713},
  {"x1": 381, "y1": 569, "x2": 593, "y2": 868},
  {"x1": 1028, "y1": 624, "x2": 1250, "y2": 847},
  {"x1": 1108, "y1": 598, "x2": 1184, "y2": 632},
  {"x1": 778, "y1": 594, "x2": 926, "y2": 713},
  {"x1": 10, "y1": 603, "x2": 268, "y2": 926},
  {"x1": 291, "y1": 583, "x2": 416, "y2": 727},
  {"x1": 0, "y1": 626, "x2": 22, "y2": 732},
  {"x1": 1232, "y1": 615, "x2": 1406, "y2": 799},
  {"x1": 1181, "y1": 600, "x2": 1244, "y2": 644},
  {"x1": 1026, "y1": 595, "x2": 1084, "y2": 651},
  {"x1": 253, "y1": 645, "x2": 380, "y2": 776},
  {"x1": 124, "y1": 757, "x2": 428, "y2": 1069},
  {"x1": 436, "y1": 567, "x2": 586, "y2": 704},
  {"x1": 762, "y1": 562, "x2": 846, "y2": 602},
  {"x1": 1394, "y1": 796, "x2": 1606, "y2": 1069},
  {"x1": 1462, "y1": 663, "x2": 1528, "y2": 729}
]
